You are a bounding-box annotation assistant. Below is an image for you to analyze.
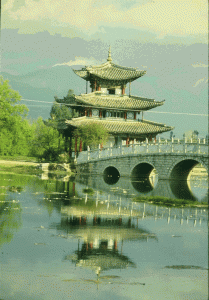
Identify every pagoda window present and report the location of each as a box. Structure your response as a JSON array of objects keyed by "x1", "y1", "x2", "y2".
[
  {"x1": 115, "y1": 88, "x2": 122, "y2": 95},
  {"x1": 127, "y1": 112, "x2": 134, "y2": 119},
  {"x1": 92, "y1": 109, "x2": 99, "y2": 117},
  {"x1": 108, "y1": 111, "x2": 124, "y2": 118},
  {"x1": 102, "y1": 110, "x2": 106, "y2": 118},
  {"x1": 101, "y1": 88, "x2": 107, "y2": 94},
  {"x1": 116, "y1": 112, "x2": 124, "y2": 118},
  {"x1": 108, "y1": 88, "x2": 115, "y2": 95}
]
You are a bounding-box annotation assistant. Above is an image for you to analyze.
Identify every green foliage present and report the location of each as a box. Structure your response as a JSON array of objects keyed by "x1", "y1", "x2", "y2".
[
  {"x1": 134, "y1": 196, "x2": 208, "y2": 208},
  {"x1": 74, "y1": 123, "x2": 109, "y2": 148},
  {"x1": 0, "y1": 77, "x2": 32, "y2": 156},
  {"x1": 30, "y1": 117, "x2": 65, "y2": 161},
  {"x1": 50, "y1": 101, "x2": 72, "y2": 123}
]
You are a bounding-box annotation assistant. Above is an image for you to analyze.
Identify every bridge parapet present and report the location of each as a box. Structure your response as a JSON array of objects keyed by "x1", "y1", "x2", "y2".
[{"x1": 76, "y1": 138, "x2": 208, "y2": 164}]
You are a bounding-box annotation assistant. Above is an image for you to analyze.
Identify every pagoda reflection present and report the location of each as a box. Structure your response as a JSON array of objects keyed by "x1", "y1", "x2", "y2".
[{"x1": 55, "y1": 197, "x2": 157, "y2": 276}]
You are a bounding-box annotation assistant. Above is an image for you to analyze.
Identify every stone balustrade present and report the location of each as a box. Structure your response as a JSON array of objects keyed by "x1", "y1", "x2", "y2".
[{"x1": 76, "y1": 138, "x2": 208, "y2": 164}]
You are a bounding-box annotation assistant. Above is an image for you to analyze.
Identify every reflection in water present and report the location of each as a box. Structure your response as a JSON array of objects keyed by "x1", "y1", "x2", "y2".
[
  {"x1": 76, "y1": 171, "x2": 208, "y2": 202},
  {"x1": 0, "y1": 176, "x2": 24, "y2": 247},
  {"x1": 58, "y1": 199, "x2": 157, "y2": 276},
  {"x1": 131, "y1": 178, "x2": 154, "y2": 193},
  {"x1": 1, "y1": 172, "x2": 207, "y2": 299}
]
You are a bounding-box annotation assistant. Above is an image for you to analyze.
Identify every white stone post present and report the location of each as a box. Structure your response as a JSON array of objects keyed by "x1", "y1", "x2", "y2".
[
  {"x1": 158, "y1": 137, "x2": 161, "y2": 153},
  {"x1": 98, "y1": 144, "x2": 101, "y2": 158},
  {"x1": 110, "y1": 142, "x2": 113, "y2": 156},
  {"x1": 171, "y1": 137, "x2": 174, "y2": 153},
  {"x1": 198, "y1": 138, "x2": 201, "y2": 154},
  {"x1": 203, "y1": 138, "x2": 205, "y2": 144},
  {"x1": 184, "y1": 138, "x2": 187, "y2": 154},
  {"x1": 133, "y1": 139, "x2": 136, "y2": 154},
  {"x1": 87, "y1": 146, "x2": 90, "y2": 161},
  {"x1": 146, "y1": 138, "x2": 149, "y2": 153}
]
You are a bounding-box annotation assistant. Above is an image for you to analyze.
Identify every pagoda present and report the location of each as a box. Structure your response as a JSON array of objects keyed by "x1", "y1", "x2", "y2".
[{"x1": 57, "y1": 47, "x2": 173, "y2": 154}]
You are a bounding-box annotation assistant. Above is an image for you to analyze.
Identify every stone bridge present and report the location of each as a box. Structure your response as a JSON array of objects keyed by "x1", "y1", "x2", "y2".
[{"x1": 75, "y1": 139, "x2": 208, "y2": 183}]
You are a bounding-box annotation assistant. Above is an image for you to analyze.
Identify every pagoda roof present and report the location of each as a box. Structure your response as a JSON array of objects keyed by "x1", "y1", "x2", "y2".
[
  {"x1": 73, "y1": 62, "x2": 146, "y2": 83},
  {"x1": 65, "y1": 117, "x2": 174, "y2": 135},
  {"x1": 72, "y1": 48, "x2": 146, "y2": 83},
  {"x1": 73, "y1": 92, "x2": 164, "y2": 111}
]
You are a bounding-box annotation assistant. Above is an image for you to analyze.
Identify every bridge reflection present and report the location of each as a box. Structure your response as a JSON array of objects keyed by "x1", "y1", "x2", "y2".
[{"x1": 75, "y1": 171, "x2": 208, "y2": 202}]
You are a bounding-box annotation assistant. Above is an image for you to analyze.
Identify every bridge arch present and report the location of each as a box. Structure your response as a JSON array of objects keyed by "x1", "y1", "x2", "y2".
[
  {"x1": 168, "y1": 158, "x2": 208, "y2": 200},
  {"x1": 130, "y1": 162, "x2": 158, "y2": 193},
  {"x1": 103, "y1": 166, "x2": 120, "y2": 185},
  {"x1": 168, "y1": 158, "x2": 208, "y2": 180}
]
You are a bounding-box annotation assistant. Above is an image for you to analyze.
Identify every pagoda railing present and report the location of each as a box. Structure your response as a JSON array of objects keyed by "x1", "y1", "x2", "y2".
[{"x1": 76, "y1": 138, "x2": 208, "y2": 164}]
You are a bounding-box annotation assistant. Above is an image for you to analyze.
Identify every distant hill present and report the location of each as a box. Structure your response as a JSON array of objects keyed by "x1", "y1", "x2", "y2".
[{"x1": 1, "y1": 65, "x2": 86, "y2": 120}]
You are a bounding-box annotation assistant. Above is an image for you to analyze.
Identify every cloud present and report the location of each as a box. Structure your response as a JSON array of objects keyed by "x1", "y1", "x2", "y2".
[
  {"x1": 192, "y1": 63, "x2": 208, "y2": 68},
  {"x1": 52, "y1": 56, "x2": 101, "y2": 67},
  {"x1": 193, "y1": 77, "x2": 208, "y2": 87},
  {"x1": 2, "y1": 0, "x2": 208, "y2": 44}
]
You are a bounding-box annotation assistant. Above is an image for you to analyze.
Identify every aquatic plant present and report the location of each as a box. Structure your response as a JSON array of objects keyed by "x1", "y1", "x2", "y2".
[{"x1": 133, "y1": 196, "x2": 208, "y2": 208}]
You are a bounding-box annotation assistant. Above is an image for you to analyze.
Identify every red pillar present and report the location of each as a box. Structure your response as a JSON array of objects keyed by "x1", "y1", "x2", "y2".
[
  {"x1": 126, "y1": 137, "x2": 129, "y2": 146},
  {"x1": 114, "y1": 240, "x2": 117, "y2": 250},
  {"x1": 97, "y1": 86, "x2": 101, "y2": 91},
  {"x1": 99, "y1": 110, "x2": 102, "y2": 118},
  {"x1": 94, "y1": 81, "x2": 96, "y2": 91},
  {"x1": 124, "y1": 112, "x2": 127, "y2": 120},
  {"x1": 122, "y1": 87, "x2": 125, "y2": 95},
  {"x1": 89, "y1": 109, "x2": 92, "y2": 117},
  {"x1": 85, "y1": 109, "x2": 87, "y2": 116},
  {"x1": 79, "y1": 140, "x2": 82, "y2": 152},
  {"x1": 134, "y1": 112, "x2": 136, "y2": 120}
]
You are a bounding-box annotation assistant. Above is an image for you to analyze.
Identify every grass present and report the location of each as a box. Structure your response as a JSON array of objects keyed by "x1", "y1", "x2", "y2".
[
  {"x1": 0, "y1": 155, "x2": 38, "y2": 162},
  {"x1": 0, "y1": 164, "x2": 41, "y2": 175},
  {"x1": 133, "y1": 196, "x2": 208, "y2": 208}
]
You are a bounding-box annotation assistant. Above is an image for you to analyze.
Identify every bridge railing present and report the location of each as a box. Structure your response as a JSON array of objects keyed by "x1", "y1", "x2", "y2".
[{"x1": 76, "y1": 138, "x2": 208, "y2": 163}]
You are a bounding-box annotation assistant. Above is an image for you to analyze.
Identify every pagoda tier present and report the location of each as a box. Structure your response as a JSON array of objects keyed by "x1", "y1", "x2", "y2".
[
  {"x1": 61, "y1": 92, "x2": 164, "y2": 112},
  {"x1": 57, "y1": 47, "x2": 173, "y2": 149},
  {"x1": 65, "y1": 117, "x2": 173, "y2": 141},
  {"x1": 73, "y1": 47, "x2": 146, "y2": 91}
]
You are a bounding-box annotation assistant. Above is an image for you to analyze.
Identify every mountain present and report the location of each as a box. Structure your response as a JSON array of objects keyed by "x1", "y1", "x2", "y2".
[{"x1": 1, "y1": 66, "x2": 85, "y2": 120}]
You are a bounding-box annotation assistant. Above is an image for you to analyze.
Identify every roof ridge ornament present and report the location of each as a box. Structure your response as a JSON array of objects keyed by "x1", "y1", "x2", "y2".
[{"x1": 107, "y1": 46, "x2": 112, "y2": 62}]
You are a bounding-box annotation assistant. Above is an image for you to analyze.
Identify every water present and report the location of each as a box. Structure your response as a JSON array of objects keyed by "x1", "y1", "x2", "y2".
[{"x1": 0, "y1": 172, "x2": 208, "y2": 300}]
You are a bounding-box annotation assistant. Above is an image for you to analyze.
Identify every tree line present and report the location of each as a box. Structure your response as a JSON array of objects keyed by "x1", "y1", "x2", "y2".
[{"x1": 0, "y1": 77, "x2": 108, "y2": 162}]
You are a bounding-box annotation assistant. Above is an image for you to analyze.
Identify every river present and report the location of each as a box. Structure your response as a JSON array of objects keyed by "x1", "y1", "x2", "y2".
[{"x1": 0, "y1": 172, "x2": 208, "y2": 300}]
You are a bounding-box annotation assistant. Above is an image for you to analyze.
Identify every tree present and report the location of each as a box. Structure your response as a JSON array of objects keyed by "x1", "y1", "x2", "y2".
[
  {"x1": 193, "y1": 130, "x2": 199, "y2": 138},
  {"x1": 74, "y1": 123, "x2": 109, "y2": 149},
  {"x1": 0, "y1": 77, "x2": 32, "y2": 156},
  {"x1": 50, "y1": 101, "x2": 72, "y2": 123},
  {"x1": 30, "y1": 117, "x2": 65, "y2": 161}
]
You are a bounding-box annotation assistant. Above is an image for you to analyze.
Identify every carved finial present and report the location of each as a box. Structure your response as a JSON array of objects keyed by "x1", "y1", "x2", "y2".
[{"x1": 107, "y1": 46, "x2": 112, "y2": 62}]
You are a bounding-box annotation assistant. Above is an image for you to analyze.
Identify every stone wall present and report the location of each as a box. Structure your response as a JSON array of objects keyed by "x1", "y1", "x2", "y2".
[{"x1": 76, "y1": 153, "x2": 208, "y2": 180}]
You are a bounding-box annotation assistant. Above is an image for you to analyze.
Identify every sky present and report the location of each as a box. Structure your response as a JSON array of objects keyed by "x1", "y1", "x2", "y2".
[{"x1": 2, "y1": 0, "x2": 208, "y2": 138}]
